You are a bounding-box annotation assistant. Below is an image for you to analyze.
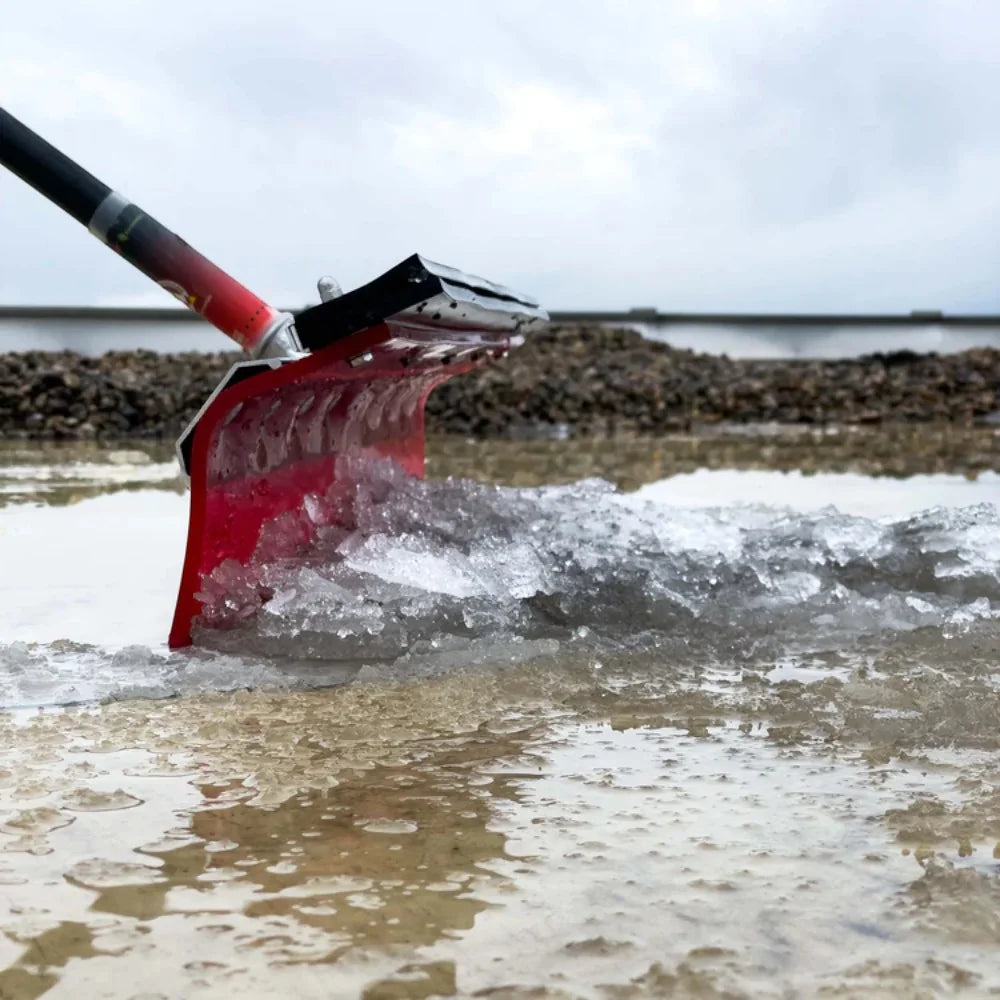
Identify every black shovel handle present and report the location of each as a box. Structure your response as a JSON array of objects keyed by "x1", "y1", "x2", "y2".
[
  {"x1": 0, "y1": 107, "x2": 282, "y2": 352},
  {"x1": 0, "y1": 108, "x2": 111, "y2": 225}
]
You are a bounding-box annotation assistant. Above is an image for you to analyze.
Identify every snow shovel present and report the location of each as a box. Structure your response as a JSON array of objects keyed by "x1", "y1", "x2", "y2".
[{"x1": 0, "y1": 107, "x2": 546, "y2": 648}]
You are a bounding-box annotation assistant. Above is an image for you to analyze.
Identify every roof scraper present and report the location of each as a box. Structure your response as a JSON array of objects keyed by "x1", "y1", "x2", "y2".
[{"x1": 0, "y1": 107, "x2": 546, "y2": 647}]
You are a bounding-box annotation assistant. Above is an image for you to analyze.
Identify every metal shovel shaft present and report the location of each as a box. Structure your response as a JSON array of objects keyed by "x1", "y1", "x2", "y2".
[{"x1": 0, "y1": 107, "x2": 289, "y2": 355}]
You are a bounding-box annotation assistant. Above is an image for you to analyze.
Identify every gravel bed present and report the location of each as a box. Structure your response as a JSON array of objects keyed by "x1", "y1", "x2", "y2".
[{"x1": 2, "y1": 325, "x2": 999, "y2": 439}]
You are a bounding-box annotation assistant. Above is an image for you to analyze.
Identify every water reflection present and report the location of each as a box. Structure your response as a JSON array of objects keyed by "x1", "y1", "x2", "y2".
[
  {"x1": 0, "y1": 442, "x2": 181, "y2": 509},
  {"x1": 90, "y1": 740, "x2": 529, "y2": 952},
  {"x1": 2, "y1": 667, "x2": 1000, "y2": 996},
  {"x1": 426, "y1": 426, "x2": 1000, "y2": 489},
  {"x1": 1, "y1": 425, "x2": 997, "y2": 510},
  {"x1": 0, "y1": 685, "x2": 544, "y2": 997}
]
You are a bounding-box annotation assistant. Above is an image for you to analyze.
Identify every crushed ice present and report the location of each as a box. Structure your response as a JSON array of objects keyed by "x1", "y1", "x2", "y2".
[
  {"x1": 194, "y1": 460, "x2": 1000, "y2": 664},
  {"x1": 3, "y1": 458, "x2": 999, "y2": 708}
]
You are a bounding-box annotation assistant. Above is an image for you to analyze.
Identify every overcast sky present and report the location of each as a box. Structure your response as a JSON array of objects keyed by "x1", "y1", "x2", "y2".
[{"x1": 2, "y1": 0, "x2": 998, "y2": 313}]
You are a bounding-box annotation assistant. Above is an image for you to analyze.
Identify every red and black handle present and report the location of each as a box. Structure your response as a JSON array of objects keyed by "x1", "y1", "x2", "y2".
[{"x1": 0, "y1": 106, "x2": 285, "y2": 354}]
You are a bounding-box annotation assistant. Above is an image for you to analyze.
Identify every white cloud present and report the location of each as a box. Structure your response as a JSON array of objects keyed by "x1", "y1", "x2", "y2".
[
  {"x1": 393, "y1": 82, "x2": 652, "y2": 189},
  {"x1": 1, "y1": 0, "x2": 998, "y2": 313}
]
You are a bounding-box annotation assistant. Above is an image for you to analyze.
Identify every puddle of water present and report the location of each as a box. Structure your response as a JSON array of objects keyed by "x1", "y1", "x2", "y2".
[
  {"x1": 0, "y1": 491, "x2": 185, "y2": 647},
  {"x1": 423, "y1": 426, "x2": 1000, "y2": 492},
  {"x1": 2, "y1": 680, "x2": 999, "y2": 998},
  {"x1": 3, "y1": 426, "x2": 999, "y2": 502},
  {"x1": 636, "y1": 468, "x2": 1000, "y2": 519},
  {"x1": 0, "y1": 442, "x2": 181, "y2": 509},
  {"x1": 1, "y1": 435, "x2": 999, "y2": 996}
]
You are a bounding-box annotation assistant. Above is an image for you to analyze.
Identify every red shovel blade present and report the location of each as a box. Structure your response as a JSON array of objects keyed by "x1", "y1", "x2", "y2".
[{"x1": 168, "y1": 320, "x2": 509, "y2": 648}]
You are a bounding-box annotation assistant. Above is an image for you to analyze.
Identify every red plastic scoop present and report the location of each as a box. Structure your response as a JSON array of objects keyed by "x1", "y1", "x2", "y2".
[
  {"x1": 0, "y1": 108, "x2": 546, "y2": 647},
  {"x1": 169, "y1": 258, "x2": 542, "y2": 647}
]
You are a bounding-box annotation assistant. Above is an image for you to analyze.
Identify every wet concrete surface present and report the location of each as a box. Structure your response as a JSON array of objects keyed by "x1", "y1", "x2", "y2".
[
  {"x1": 3, "y1": 668, "x2": 1000, "y2": 998},
  {"x1": 1, "y1": 430, "x2": 999, "y2": 997}
]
